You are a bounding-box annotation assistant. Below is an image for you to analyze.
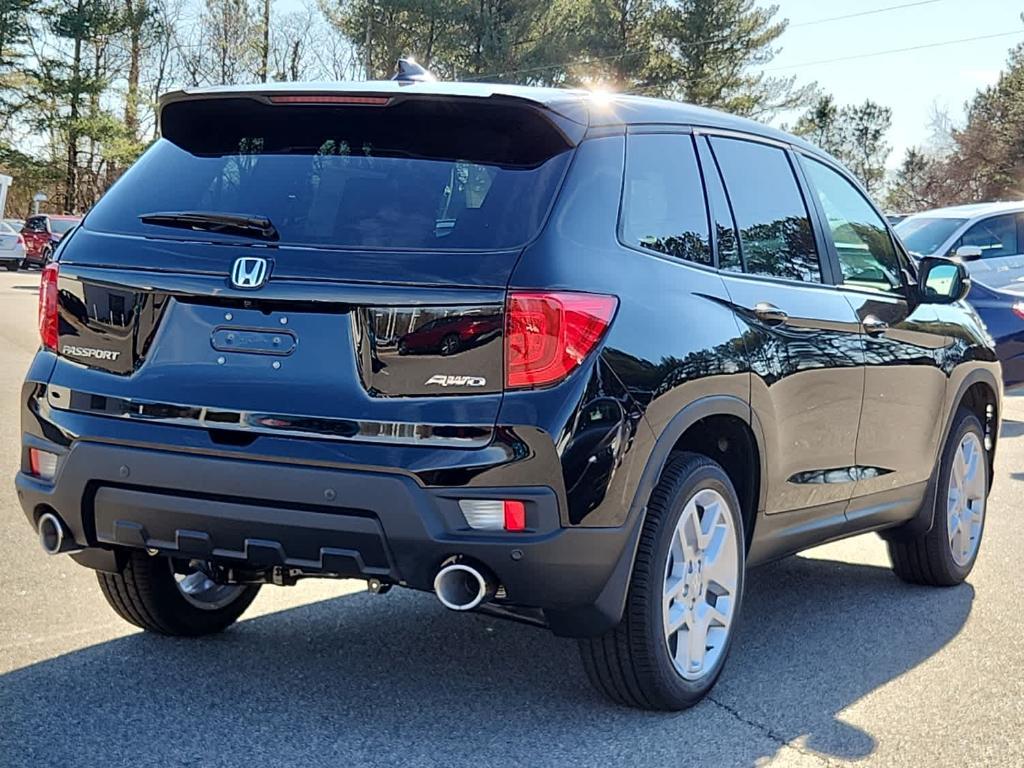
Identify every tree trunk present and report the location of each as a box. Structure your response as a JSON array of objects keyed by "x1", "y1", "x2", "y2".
[
  {"x1": 65, "y1": 21, "x2": 83, "y2": 213},
  {"x1": 124, "y1": 0, "x2": 142, "y2": 140},
  {"x1": 259, "y1": 0, "x2": 270, "y2": 81},
  {"x1": 363, "y1": 2, "x2": 372, "y2": 80}
]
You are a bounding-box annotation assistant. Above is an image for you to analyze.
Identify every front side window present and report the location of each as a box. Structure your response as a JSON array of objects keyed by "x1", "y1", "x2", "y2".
[
  {"x1": 802, "y1": 157, "x2": 903, "y2": 293},
  {"x1": 709, "y1": 137, "x2": 820, "y2": 283},
  {"x1": 958, "y1": 214, "x2": 1019, "y2": 258},
  {"x1": 620, "y1": 133, "x2": 711, "y2": 265}
]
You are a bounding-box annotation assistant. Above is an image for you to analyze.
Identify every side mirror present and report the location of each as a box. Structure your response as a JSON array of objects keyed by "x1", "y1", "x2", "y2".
[
  {"x1": 954, "y1": 245, "x2": 983, "y2": 262},
  {"x1": 918, "y1": 256, "x2": 971, "y2": 303}
]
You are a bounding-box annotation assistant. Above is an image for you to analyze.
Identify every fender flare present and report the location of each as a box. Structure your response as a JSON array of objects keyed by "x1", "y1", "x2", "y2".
[
  {"x1": 882, "y1": 366, "x2": 1001, "y2": 541},
  {"x1": 547, "y1": 395, "x2": 764, "y2": 637}
]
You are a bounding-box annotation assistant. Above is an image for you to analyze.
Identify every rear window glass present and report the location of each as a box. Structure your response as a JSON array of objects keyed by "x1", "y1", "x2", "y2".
[
  {"x1": 50, "y1": 219, "x2": 77, "y2": 234},
  {"x1": 620, "y1": 133, "x2": 711, "y2": 266},
  {"x1": 85, "y1": 98, "x2": 575, "y2": 251}
]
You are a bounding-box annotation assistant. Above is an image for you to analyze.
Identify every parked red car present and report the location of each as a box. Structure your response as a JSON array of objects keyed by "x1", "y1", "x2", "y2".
[
  {"x1": 397, "y1": 313, "x2": 501, "y2": 356},
  {"x1": 20, "y1": 214, "x2": 81, "y2": 267}
]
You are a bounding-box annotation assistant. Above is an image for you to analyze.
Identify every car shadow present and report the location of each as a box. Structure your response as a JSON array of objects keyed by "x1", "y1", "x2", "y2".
[
  {"x1": 0, "y1": 555, "x2": 972, "y2": 767},
  {"x1": 1000, "y1": 419, "x2": 1024, "y2": 439}
]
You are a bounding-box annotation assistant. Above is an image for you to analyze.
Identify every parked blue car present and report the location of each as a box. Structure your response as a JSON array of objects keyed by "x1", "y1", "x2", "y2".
[{"x1": 969, "y1": 279, "x2": 1024, "y2": 389}]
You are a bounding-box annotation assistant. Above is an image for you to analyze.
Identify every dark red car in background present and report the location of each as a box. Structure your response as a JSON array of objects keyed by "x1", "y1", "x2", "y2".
[
  {"x1": 20, "y1": 214, "x2": 81, "y2": 267},
  {"x1": 397, "y1": 313, "x2": 501, "y2": 356}
]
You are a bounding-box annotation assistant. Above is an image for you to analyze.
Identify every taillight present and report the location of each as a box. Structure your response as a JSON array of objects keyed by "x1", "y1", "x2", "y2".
[
  {"x1": 16, "y1": 234, "x2": 24, "y2": 246},
  {"x1": 505, "y1": 291, "x2": 617, "y2": 389},
  {"x1": 1013, "y1": 302, "x2": 1024, "y2": 322},
  {"x1": 38, "y1": 263, "x2": 59, "y2": 350}
]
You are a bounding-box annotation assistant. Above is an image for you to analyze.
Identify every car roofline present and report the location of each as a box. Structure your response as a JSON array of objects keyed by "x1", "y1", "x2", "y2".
[
  {"x1": 156, "y1": 81, "x2": 836, "y2": 163},
  {"x1": 903, "y1": 202, "x2": 1024, "y2": 220}
]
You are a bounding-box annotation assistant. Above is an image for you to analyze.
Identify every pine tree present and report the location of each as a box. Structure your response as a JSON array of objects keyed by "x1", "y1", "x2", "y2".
[
  {"x1": 793, "y1": 97, "x2": 892, "y2": 194},
  {"x1": 651, "y1": 0, "x2": 814, "y2": 117},
  {"x1": 36, "y1": 0, "x2": 128, "y2": 211}
]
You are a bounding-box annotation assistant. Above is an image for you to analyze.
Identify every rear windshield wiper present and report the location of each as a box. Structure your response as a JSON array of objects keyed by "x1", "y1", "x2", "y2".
[{"x1": 139, "y1": 211, "x2": 279, "y2": 242}]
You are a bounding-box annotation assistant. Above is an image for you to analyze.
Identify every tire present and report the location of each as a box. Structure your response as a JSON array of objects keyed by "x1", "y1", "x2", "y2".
[
  {"x1": 3, "y1": 262, "x2": 17, "y2": 271},
  {"x1": 398, "y1": 340, "x2": 409, "y2": 356},
  {"x1": 579, "y1": 451, "x2": 746, "y2": 710},
  {"x1": 439, "y1": 333, "x2": 460, "y2": 356},
  {"x1": 96, "y1": 551, "x2": 260, "y2": 636},
  {"x1": 888, "y1": 409, "x2": 988, "y2": 586}
]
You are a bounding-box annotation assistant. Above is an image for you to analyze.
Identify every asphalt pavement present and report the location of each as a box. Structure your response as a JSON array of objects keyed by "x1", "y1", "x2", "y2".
[{"x1": 1, "y1": 268, "x2": 1021, "y2": 767}]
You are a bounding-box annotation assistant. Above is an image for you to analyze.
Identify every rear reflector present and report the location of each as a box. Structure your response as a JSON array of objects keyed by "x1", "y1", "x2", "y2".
[
  {"x1": 458, "y1": 499, "x2": 528, "y2": 531},
  {"x1": 268, "y1": 95, "x2": 391, "y2": 106},
  {"x1": 503, "y1": 500, "x2": 526, "y2": 532},
  {"x1": 505, "y1": 291, "x2": 618, "y2": 389},
  {"x1": 38, "y1": 263, "x2": 59, "y2": 350},
  {"x1": 28, "y1": 448, "x2": 58, "y2": 480}
]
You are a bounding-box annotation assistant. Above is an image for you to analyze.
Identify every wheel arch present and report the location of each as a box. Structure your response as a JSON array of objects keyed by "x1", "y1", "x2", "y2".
[
  {"x1": 882, "y1": 367, "x2": 1000, "y2": 541},
  {"x1": 552, "y1": 395, "x2": 764, "y2": 638}
]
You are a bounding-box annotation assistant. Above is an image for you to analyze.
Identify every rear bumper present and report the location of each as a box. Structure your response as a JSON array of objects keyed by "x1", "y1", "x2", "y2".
[{"x1": 16, "y1": 438, "x2": 640, "y2": 637}]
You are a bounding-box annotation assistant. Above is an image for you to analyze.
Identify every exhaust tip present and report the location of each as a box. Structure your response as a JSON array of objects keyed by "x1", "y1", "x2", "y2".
[
  {"x1": 434, "y1": 563, "x2": 489, "y2": 611},
  {"x1": 37, "y1": 512, "x2": 66, "y2": 555}
]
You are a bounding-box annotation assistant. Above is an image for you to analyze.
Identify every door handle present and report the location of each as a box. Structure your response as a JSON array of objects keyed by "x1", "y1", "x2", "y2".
[
  {"x1": 863, "y1": 315, "x2": 889, "y2": 336},
  {"x1": 754, "y1": 302, "x2": 788, "y2": 326}
]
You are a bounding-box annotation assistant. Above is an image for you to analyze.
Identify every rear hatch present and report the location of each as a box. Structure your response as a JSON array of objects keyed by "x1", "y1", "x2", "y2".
[{"x1": 46, "y1": 91, "x2": 584, "y2": 446}]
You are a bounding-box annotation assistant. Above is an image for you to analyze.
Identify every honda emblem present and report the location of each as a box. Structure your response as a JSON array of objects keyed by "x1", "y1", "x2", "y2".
[{"x1": 231, "y1": 256, "x2": 269, "y2": 289}]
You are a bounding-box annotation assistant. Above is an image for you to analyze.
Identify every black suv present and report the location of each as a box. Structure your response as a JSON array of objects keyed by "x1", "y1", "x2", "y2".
[{"x1": 17, "y1": 83, "x2": 1001, "y2": 710}]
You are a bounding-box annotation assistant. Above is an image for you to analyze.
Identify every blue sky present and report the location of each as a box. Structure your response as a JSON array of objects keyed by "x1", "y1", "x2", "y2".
[
  {"x1": 276, "y1": 0, "x2": 1022, "y2": 167},
  {"x1": 769, "y1": 0, "x2": 1022, "y2": 166}
]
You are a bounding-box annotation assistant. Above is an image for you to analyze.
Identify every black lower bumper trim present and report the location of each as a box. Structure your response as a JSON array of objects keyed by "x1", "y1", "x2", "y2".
[
  {"x1": 16, "y1": 439, "x2": 642, "y2": 637},
  {"x1": 95, "y1": 486, "x2": 391, "y2": 577}
]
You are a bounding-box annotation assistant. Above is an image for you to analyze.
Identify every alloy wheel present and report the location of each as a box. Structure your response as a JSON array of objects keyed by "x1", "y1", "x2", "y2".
[
  {"x1": 662, "y1": 488, "x2": 740, "y2": 681},
  {"x1": 170, "y1": 560, "x2": 248, "y2": 611},
  {"x1": 946, "y1": 431, "x2": 986, "y2": 567}
]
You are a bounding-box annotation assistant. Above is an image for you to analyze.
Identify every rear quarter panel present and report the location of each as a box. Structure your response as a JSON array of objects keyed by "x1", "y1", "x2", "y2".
[{"x1": 508, "y1": 132, "x2": 752, "y2": 527}]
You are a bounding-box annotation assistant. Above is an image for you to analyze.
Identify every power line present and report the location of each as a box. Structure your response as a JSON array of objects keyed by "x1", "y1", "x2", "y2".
[
  {"x1": 459, "y1": 0, "x2": 955, "y2": 83},
  {"x1": 766, "y1": 30, "x2": 1023, "y2": 72},
  {"x1": 620, "y1": 29, "x2": 1022, "y2": 97},
  {"x1": 789, "y1": 0, "x2": 944, "y2": 28}
]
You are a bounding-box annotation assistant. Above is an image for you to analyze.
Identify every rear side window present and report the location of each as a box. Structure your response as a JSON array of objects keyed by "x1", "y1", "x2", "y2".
[
  {"x1": 710, "y1": 137, "x2": 821, "y2": 283},
  {"x1": 620, "y1": 133, "x2": 711, "y2": 266},
  {"x1": 958, "y1": 214, "x2": 1019, "y2": 259},
  {"x1": 86, "y1": 98, "x2": 575, "y2": 251},
  {"x1": 695, "y1": 137, "x2": 741, "y2": 272}
]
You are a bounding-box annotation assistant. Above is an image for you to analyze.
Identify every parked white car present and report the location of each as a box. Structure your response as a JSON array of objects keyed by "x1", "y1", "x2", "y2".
[
  {"x1": 0, "y1": 221, "x2": 26, "y2": 270},
  {"x1": 895, "y1": 201, "x2": 1024, "y2": 287}
]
